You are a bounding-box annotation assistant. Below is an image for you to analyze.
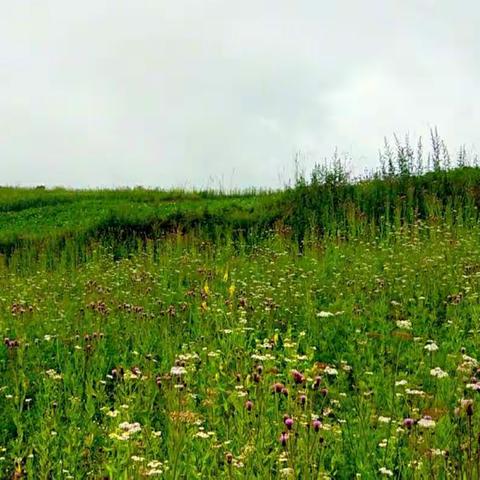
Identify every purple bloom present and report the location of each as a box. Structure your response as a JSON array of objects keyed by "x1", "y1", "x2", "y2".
[
  {"x1": 312, "y1": 419, "x2": 322, "y2": 432},
  {"x1": 291, "y1": 369, "x2": 305, "y2": 384},
  {"x1": 403, "y1": 417, "x2": 414, "y2": 429},
  {"x1": 284, "y1": 417, "x2": 294, "y2": 430}
]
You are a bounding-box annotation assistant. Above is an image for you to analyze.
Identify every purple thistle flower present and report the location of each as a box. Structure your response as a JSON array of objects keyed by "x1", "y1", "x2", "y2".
[
  {"x1": 403, "y1": 417, "x2": 414, "y2": 429},
  {"x1": 284, "y1": 417, "x2": 294, "y2": 430}
]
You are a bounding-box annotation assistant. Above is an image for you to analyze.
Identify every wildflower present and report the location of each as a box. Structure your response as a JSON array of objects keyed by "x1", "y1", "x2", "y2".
[
  {"x1": 110, "y1": 421, "x2": 142, "y2": 441},
  {"x1": 280, "y1": 467, "x2": 294, "y2": 478},
  {"x1": 284, "y1": 417, "x2": 294, "y2": 430},
  {"x1": 324, "y1": 366, "x2": 338, "y2": 376},
  {"x1": 245, "y1": 400, "x2": 253, "y2": 411},
  {"x1": 379, "y1": 467, "x2": 393, "y2": 476},
  {"x1": 403, "y1": 418, "x2": 414, "y2": 429},
  {"x1": 272, "y1": 382, "x2": 285, "y2": 393},
  {"x1": 45, "y1": 369, "x2": 63, "y2": 380},
  {"x1": 417, "y1": 416, "x2": 436, "y2": 429},
  {"x1": 405, "y1": 388, "x2": 425, "y2": 397},
  {"x1": 298, "y1": 394, "x2": 307, "y2": 406},
  {"x1": 461, "y1": 399, "x2": 474, "y2": 416},
  {"x1": 291, "y1": 369, "x2": 305, "y2": 384},
  {"x1": 396, "y1": 320, "x2": 412, "y2": 330},
  {"x1": 119, "y1": 421, "x2": 142, "y2": 434},
  {"x1": 378, "y1": 416, "x2": 391, "y2": 424},
  {"x1": 430, "y1": 367, "x2": 448, "y2": 378},
  {"x1": 170, "y1": 366, "x2": 187, "y2": 376},
  {"x1": 312, "y1": 419, "x2": 322, "y2": 432},
  {"x1": 424, "y1": 342, "x2": 438, "y2": 352},
  {"x1": 317, "y1": 311, "x2": 334, "y2": 318}
]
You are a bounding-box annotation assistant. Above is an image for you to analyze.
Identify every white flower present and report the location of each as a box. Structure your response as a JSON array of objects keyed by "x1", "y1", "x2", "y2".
[
  {"x1": 405, "y1": 388, "x2": 425, "y2": 396},
  {"x1": 424, "y1": 342, "x2": 438, "y2": 352},
  {"x1": 324, "y1": 366, "x2": 338, "y2": 376},
  {"x1": 45, "y1": 369, "x2": 63, "y2": 380},
  {"x1": 170, "y1": 366, "x2": 187, "y2": 376},
  {"x1": 317, "y1": 311, "x2": 334, "y2": 318},
  {"x1": 378, "y1": 416, "x2": 391, "y2": 424},
  {"x1": 417, "y1": 417, "x2": 436, "y2": 429},
  {"x1": 379, "y1": 467, "x2": 393, "y2": 476},
  {"x1": 430, "y1": 367, "x2": 448, "y2": 379},
  {"x1": 396, "y1": 320, "x2": 412, "y2": 330},
  {"x1": 395, "y1": 380, "x2": 408, "y2": 386}
]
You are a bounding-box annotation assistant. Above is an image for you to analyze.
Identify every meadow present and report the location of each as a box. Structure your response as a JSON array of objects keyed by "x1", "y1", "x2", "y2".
[{"x1": 3, "y1": 137, "x2": 480, "y2": 478}]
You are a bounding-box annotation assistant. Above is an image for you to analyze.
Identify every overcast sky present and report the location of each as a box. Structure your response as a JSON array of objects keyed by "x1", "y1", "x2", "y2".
[{"x1": 0, "y1": 1, "x2": 477, "y2": 189}]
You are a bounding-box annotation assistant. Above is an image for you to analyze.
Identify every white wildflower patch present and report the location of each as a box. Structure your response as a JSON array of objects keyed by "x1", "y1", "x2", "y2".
[
  {"x1": 45, "y1": 369, "x2": 63, "y2": 380},
  {"x1": 396, "y1": 320, "x2": 412, "y2": 330},
  {"x1": 109, "y1": 422, "x2": 142, "y2": 441},
  {"x1": 405, "y1": 389, "x2": 425, "y2": 397},
  {"x1": 430, "y1": 367, "x2": 448, "y2": 379},
  {"x1": 424, "y1": 342, "x2": 438, "y2": 352},
  {"x1": 378, "y1": 416, "x2": 391, "y2": 424},
  {"x1": 170, "y1": 366, "x2": 187, "y2": 376},
  {"x1": 379, "y1": 467, "x2": 393, "y2": 476},
  {"x1": 417, "y1": 417, "x2": 436, "y2": 429},
  {"x1": 324, "y1": 366, "x2": 338, "y2": 376}
]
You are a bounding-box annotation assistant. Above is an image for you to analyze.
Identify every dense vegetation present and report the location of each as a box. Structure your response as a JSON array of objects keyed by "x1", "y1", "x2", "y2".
[{"x1": 2, "y1": 135, "x2": 480, "y2": 478}]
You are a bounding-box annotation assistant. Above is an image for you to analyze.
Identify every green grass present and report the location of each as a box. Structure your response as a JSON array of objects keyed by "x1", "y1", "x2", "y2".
[
  {"x1": 2, "y1": 154, "x2": 480, "y2": 477},
  {"x1": 2, "y1": 221, "x2": 480, "y2": 477}
]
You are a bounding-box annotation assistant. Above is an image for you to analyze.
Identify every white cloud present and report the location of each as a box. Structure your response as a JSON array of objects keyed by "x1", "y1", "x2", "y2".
[{"x1": 0, "y1": 0, "x2": 477, "y2": 188}]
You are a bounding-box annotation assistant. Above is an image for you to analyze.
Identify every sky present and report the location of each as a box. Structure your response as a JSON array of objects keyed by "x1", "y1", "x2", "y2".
[{"x1": 0, "y1": 1, "x2": 478, "y2": 189}]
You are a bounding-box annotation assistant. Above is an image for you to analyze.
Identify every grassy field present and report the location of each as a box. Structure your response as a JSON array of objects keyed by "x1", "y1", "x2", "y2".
[{"x1": 3, "y1": 152, "x2": 480, "y2": 477}]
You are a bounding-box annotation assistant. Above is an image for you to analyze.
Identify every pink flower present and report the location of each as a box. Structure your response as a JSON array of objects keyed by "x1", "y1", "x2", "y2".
[
  {"x1": 312, "y1": 419, "x2": 322, "y2": 432},
  {"x1": 284, "y1": 417, "x2": 294, "y2": 430}
]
